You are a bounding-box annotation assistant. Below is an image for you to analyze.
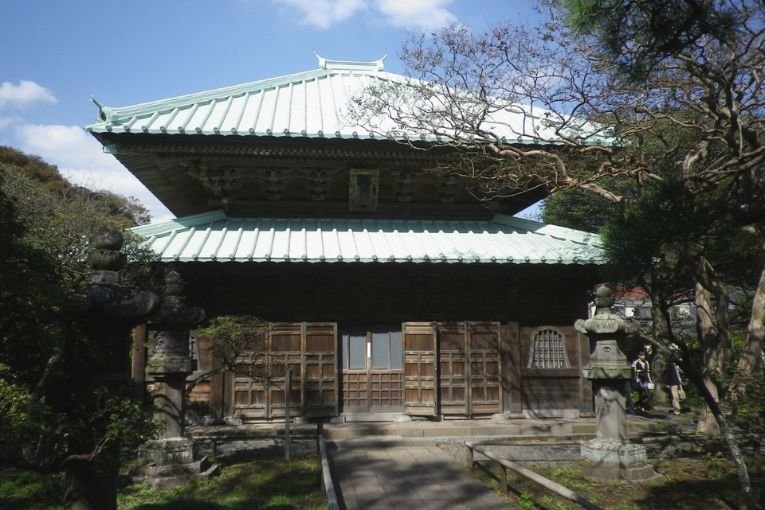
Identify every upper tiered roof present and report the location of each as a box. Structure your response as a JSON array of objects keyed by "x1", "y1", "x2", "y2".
[{"x1": 86, "y1": 55, "x2": 602, "y2": 145}]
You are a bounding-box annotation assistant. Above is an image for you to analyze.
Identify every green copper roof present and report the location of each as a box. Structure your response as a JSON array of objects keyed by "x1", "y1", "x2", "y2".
[
  {"x1": 87, "y1": 55, "x2": 608, "y2": 145},
  {"x1": 132, "y1": 211, "x2": 603, "y2": 264}
]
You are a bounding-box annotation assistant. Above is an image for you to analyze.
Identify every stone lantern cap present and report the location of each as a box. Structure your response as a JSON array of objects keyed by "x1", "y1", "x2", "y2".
[
  {"x1": 576, "y1": 286, "x2": 632, "y2": 380},
  {"x1": 575, "y1": 285, "x2": 629, "y2": 336}
]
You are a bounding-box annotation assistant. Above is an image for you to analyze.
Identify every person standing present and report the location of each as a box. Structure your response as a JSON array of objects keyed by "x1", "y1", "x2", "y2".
[
  {"x1": 664, "y1": 354, "x2": 685, "y2": 415},
  {"x1": 631, "y1": 351, "x2": 653, "y2": 412}
]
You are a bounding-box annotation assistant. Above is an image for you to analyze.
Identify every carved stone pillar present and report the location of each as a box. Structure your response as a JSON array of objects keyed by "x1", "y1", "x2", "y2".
[
  {"x1": 576, "y1": 285, "x2": 658, "y2": 482},
  {"x1": 64, "y1": 231, "x2": 159, "y2": 510}
]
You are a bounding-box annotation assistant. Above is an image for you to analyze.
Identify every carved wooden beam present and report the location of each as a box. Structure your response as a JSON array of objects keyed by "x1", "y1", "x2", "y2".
[
  {"x1": 438, "y1": 175, "x2": 457, "y2": 203},
  {"x1": 187, "y1": 162, "x2": 242, "y2": 204},
  {"x1": 391, "y1": 170, "x2": 414, "y2": 203},
  {"x1": 264, "y1": 168, "x2": 289, "y2": 201}
]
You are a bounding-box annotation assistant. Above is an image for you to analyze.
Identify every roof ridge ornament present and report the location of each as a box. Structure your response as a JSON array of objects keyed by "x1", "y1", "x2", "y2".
[
  {"x1": 314, "y1": 52, "x2": 386, "y2": 72},
  {"x1": 91, "y1": 95, "x2": 110, "y2": 121}
]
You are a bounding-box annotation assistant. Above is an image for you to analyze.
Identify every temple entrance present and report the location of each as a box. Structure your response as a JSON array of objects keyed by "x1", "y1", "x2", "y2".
[
  {"x1": 438, "y1": 322, "x2": 502, "y2": 418},
  {"x1": 340, "y1": 325, "x2": 404, "y2": 414}
]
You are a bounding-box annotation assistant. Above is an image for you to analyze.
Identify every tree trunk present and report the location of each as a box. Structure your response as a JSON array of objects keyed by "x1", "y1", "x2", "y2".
[
  {"x1": 730, "y1": 266, "x2": 765, "y2": 401},
  {"x1": 692, "y1": 372, "x2": 757, "y2": 509},
  {"x1": 62, "y1": 447, "x2": 119, "y2": 510},
  {"x1": 695, "y1": 282, "x2": 722, "y2": 434},
  {"x1": 692, "y1": 282, "x2": 757, "y2": 509}
]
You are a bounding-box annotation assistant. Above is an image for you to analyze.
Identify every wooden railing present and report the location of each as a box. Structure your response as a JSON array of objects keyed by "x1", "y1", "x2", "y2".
[
  {"x1": 318, "y1": 434, "x2": 340, "y2": 510},
  {"x1": 465, "y1": 441, "x2": 601, "y2": 510}
]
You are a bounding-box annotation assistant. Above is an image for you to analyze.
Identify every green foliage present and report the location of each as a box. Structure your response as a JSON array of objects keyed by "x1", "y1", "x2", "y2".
[
  {"x1": 0, "y1": 464, "x2": 65, "y2": 510},
  {"x1": 85, "y1": 389, "x2": 162, "y2": 454},
  {"x1": 517, "y1": 492, "x2": 541, "y2": 510},
  {"x1": 559, "y1": 0, "x2": 741, "y2": 79},
  {"x1": 600, "y1": 177, "x2": 763, "y2": 291},
  {"x1": 0, "y1": 371, "x2": 37, "y2": 447},
  {"x1": 726, "y1": 370, "x2": 765, "y2": 435},
  {"x1": 196, "y1": 316, "x2": 278, "y2": 380},
  {"x1": 0, "y1": 147, "x2": 159, "y2": 473},
  {"x1": 542, "y1": 177, "x2": 636, "y2": 232}
]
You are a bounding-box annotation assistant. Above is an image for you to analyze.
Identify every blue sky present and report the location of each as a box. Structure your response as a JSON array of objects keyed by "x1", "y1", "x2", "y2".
[{"x1": 0, "y1": 0, "x2": 541, "y2": 222}]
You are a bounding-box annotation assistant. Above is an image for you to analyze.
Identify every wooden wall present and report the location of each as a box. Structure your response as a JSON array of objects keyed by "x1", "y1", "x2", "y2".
[
  {"x1": 167, "y1": 262, "x2": 599, "y2": 420},
  {"x1": 519, "y1": 325, "x2": 593, "y2": 417}
]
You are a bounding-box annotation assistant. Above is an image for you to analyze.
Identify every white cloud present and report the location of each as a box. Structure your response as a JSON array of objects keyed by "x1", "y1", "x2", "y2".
[
  {"x1": 0, "y1": 116, "x2": 23, "y2": 130},
  {"x1": 273, "y1": 0, "x2": 456, "y2": 31},
  {"x1": 274, "y1": 0, "x2": 366, "y2": 29},
  {"x1": 0, "y1": 80, "x2": 57, "y2": 108},
  {"x1": 14, "y1": 124, "x2": 174, "y2": 223},
  {"x1": 375, "y1": 0, "x2": 456, "y2": 31}
]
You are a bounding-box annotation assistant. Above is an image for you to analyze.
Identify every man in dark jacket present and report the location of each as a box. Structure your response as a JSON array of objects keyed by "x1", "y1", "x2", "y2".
[{"x1": 664, "y1": 355, "x2": 685, "y2": 415}]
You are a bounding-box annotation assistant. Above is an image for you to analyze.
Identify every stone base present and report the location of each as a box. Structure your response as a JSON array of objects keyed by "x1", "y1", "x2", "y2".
[
  {"x1": 582, "y1": 461, "x2": 661, "y2": 483},
  {"x1": 491, "y1": 412, "x2": 525, "y2": 420},
  {"x1": 581, "y1": 438, "x2": 647, "y2": 465},
  {"x1": 139, "y1": 438, "x2": 194, "y2": 465},
  {"x1": 133, "y1": 456, "x2": 220, "y2": 489},
  {"x1": 580, "y1": 439, "x2": 661, "y2": 483},
  {"x1": 136, "y1": 438, "x2": 219, "y2": 488}
]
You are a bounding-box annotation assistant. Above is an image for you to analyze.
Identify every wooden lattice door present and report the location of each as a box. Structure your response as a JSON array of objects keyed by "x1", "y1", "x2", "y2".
[
  {"x1": 467, "y1": 322, "x2": 502, "y2": 416},
  {"x1": 303, "y1": 323, "x2": 338, "y2": 418},
  {"x1": 438, "y1": 322, "x2": 468, "y2": 416},
  {"x1": 403, "y1": 322, "x2": 437, "y2": 416},
  {"x1": 437, "y1": 322, "x2": 502, "y2": 418},
  {"x1": 231, "y1": 322, "x2": 337, "y2": 421},
  {"x1": 262, "y1": 323, "x2": 303, "y2": 419}
]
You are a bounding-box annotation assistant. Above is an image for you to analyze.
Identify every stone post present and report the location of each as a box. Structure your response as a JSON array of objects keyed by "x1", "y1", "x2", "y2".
[
  {"x1": 138, "y1": 268, "x2": 216, "y2": 488},
  {"x1": 575, "y1": 286, "x2": 658, "y2": 482},
  {"x1": 64, "y1": 230, "x2": 159, "y2": 510}
]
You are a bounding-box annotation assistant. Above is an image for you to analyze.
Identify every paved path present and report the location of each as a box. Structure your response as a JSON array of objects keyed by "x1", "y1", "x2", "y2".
[{"x1": 329, "y1": 444, "x2": 509, "y2": 509}]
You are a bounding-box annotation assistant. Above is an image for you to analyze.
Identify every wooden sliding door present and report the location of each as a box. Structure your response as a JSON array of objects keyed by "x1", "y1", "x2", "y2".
[
  {"x1": 438, "y1": 321, "x2": 502, "y2": 418},
  {"x1": 340, "y1": 325, "x2": 403, "y2": 413},
  {"x1": 231, "y1": 322, "x2": 337, "y2": 421}
]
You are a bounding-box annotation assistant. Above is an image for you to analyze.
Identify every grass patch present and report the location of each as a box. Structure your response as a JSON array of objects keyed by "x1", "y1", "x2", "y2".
[
  {"x1": 0, "y1": 455, "x2": 325, "y2": 510},
  {"x1": 119, "y1": 455, "x2": 325, "y2": 510},
  {"x1": 0, "y1": 465, "x2": 65, "y2": 510},
  {"x1": 470, "y1": 456, "x2": 765, "y2": 510}
]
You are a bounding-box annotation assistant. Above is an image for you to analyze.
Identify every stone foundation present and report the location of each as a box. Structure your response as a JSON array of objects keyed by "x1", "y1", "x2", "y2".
[
  {"x1": 136, "y1": 438, "x2": 219, "y2": 488},
  {"x1": 581, "y1": 438, "x2": 647, "y2": 465},
  {"x1": 581, "y1": 438, "x2": 660, "y2": 483},
  {"x1": 139, "y1": 438, "x2": 195, "y2": 465}
]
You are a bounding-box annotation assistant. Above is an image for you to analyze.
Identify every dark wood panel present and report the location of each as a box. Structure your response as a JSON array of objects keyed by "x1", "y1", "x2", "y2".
[
  {"x1": 521, "y1": 377, "x2": 581, "y2": 413},
  {"x1": 438, "y1": 323, "x2": 467, "y2": 416},
  {"x1": 303, "y1": 323, "x2": 338, "y2": 417},
  {"x1": 467, "y1": 322, "x2": 502, "y2": 417},
  {"x1": 404, "y1": 322, "x2": 437, "y2": 416}
]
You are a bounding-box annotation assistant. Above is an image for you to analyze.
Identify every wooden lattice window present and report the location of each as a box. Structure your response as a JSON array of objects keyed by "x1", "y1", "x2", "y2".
[{"x1": 528, "y1": 328, "x2": 570, "y2": 368}]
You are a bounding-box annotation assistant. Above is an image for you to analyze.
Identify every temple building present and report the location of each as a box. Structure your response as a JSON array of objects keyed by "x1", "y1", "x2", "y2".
[{"x1": 87, "y1": 56, "x2": 603, "y2": 422}]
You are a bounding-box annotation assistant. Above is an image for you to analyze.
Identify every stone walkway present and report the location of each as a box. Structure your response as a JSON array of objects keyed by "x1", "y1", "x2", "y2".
[{"x1": 329, "y1": 444, "x2": 509, "y2": 509}]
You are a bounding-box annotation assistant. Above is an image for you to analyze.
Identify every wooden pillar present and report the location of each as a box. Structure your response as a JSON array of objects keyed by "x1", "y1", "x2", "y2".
[
  {"x1": 501, "y1": 322, "x2": 523, "y2": 417},
  {"x1": 131, "y1": 324, "x2": 147, "y2": 383},
  {"x1": 578, "y1": 331, "x2": 595, "y2": 415}
]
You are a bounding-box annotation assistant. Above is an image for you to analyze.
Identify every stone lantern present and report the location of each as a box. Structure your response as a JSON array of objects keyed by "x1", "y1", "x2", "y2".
[
  {"x1": 137, "y1": 268, "x2": 216, "y2": 488},
  {"x1": 65, "y1": 230, "x2": 160, "y2": 510},
  {"x1": 575, "y1": 285, "x2": 657, "y2": 482}
]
